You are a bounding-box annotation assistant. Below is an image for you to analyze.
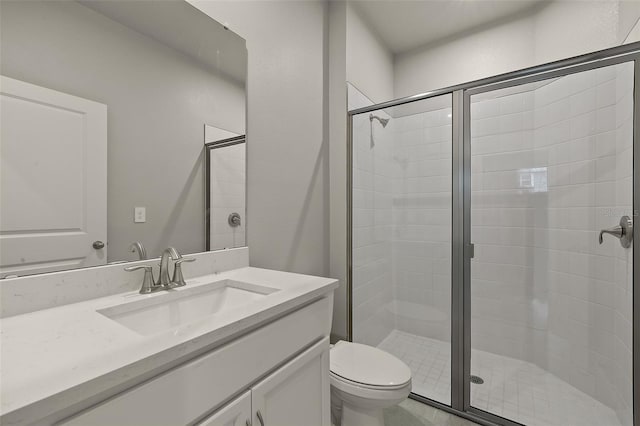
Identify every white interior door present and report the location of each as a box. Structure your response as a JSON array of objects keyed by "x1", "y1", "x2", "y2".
[{"x1": 0, "y1": 76, "x2": 107, "y2": 277}]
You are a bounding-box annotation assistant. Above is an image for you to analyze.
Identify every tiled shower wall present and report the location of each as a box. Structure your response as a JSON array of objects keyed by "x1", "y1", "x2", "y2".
[
  {"x1": 350, "y1": 86, "x2": 453, "y2": 348},
  {"x1": 470, "y1": 87, "x2": 538, "y2": 361},
  {"x1": 350, "y1": 83, "x2": 394, "y2": 346},
  {"x1": 391, "y1": 104, "x2": 452, "y2": 342},
  {"x1": 538, "y1": 63, "x2": 634, "y2": 426},
  {"x1": 470, "y1": 62, "x2": 633, "y2": 424}
]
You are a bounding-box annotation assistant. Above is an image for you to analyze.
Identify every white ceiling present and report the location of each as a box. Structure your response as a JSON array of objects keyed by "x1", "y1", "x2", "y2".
[{"x1": 350, "y1": 0, "x2": 546, "y2": 54}]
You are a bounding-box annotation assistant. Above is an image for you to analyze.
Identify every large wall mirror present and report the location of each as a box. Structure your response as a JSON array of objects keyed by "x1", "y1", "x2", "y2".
[{"x1": 0, "y1": 0, "x2": 247, "y2": 278}]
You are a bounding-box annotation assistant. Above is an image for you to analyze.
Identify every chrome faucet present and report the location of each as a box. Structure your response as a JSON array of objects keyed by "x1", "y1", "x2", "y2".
[
  {"x1": 125, "y1": 247, "x2": 195, "y2": 294},
  {"x1": 158, "y1": 247, "x2": 182, "y2": 288},
  {"x1": 172, "y1": 256, "x2": 195, "y2": 287},
  {"x1": 125, "y1": 264, "x2": 160, "y2": 294}
]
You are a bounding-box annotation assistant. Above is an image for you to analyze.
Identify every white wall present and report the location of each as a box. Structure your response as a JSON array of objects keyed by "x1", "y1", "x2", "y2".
[
  {"x1": 205, "y1": 126, "x2": 239, "y2": 144},
  {"x1": 395, "y1": 1, "x2": 640, "y2": 97},
  {"x1": 328, "y1": 1, "x2": 349, "y2": 340},
  {"x1": 395, "y1": 14, "x2": 535, "y2": 98},
  {"x1": 626, "y1": 12, "x2": 640, "y2": 42},
  {"x1": 190, "y1": 1, "x2": 329, "y2": 279},
  {"x1": 345, "y1": 3, "x2": 394, "y2": 104},
  {"x1": 328, "y1": 3, "x2": 395, "y2": 340},
  {"x1": 620, "y1": 0, "x2": 640, "y2": 42}
]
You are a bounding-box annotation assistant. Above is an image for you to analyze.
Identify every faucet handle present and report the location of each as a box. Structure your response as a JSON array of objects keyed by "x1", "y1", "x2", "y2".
[
  {"x1": 599, "y1": 215, "x2": 633, "y2": 248},
  {"x1": 125, "y1": 265, "x2": 161, "y2": 294},
  {"x1": 172, "y1": 258, "x2": 195, "y2": 287}
]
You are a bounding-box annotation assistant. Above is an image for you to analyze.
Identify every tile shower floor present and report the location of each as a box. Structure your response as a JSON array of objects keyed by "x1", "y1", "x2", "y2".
[{"x1": 378, "y1": 330, "x2": 620, "y2": 426}]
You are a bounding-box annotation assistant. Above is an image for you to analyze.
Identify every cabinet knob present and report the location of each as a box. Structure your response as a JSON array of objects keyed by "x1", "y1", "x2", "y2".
[
  {"x1": 256, "y1": 410, "x2": 265, "y2": 426},
  {"x1": 93, "y1": 240, "x2": 105, "y2": 249}
]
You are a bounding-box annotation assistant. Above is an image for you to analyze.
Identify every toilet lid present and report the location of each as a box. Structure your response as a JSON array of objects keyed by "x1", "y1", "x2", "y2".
[{"x1": 330, "y1": 341, "x2": 411, "y2": 387}]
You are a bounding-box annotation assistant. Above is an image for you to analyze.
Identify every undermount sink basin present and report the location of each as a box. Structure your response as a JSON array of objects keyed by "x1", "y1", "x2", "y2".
[{"x1": 97, "y1": 279, "x2": 278, "y2": 335}]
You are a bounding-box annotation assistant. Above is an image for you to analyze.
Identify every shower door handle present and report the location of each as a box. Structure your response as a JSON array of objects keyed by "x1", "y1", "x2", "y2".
[{"x1": 599, "y1": 215, "x2": 633, "y2": 248}]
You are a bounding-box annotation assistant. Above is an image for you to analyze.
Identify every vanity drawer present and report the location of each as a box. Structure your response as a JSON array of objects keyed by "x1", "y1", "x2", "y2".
[{"x1": 58, "y1": 296, "x2": 331, "y2": 426}]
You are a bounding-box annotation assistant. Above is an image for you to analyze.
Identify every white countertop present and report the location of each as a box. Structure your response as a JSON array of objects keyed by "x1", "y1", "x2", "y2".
[{"x1": 0, "y1": 267, "x2": 338, "y2": 425}]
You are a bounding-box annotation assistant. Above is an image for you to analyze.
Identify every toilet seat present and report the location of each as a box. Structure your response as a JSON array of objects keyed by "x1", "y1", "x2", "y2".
[
  {"x1": 330, "y1": 371, "x2": 409, "y2": 391},
  {"x1": 330, "y1": 341, "x2": 411, "y2": 389}
]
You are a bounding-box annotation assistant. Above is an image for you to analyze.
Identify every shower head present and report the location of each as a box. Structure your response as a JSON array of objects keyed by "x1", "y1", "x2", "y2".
[{"x1": 369, "y1": 113, "x2": 389, "y2": 128}]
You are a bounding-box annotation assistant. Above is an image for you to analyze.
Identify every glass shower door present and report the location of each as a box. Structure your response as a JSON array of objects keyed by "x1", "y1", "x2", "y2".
[
  {"x1": 350, "y1": 90, "x2": 453, "y2": 406},
  {"x1": 467, "y1": 61, "x2": 635, "y2": 426}
]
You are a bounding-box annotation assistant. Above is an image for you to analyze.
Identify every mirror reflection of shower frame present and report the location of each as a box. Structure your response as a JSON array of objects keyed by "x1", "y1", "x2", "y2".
[
  {"x1": 347, "y1": 41, "x2": 640, "y2": 426},
  {"x1": 204, "y1": 134, "x2": 247, "y2": 251}
]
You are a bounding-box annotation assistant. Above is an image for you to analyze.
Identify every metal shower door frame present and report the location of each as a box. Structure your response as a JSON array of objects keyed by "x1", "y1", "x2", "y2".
[
  {"x1": 204, "y1": 135, "x2": 246, "y2": 251},
  {"x1": 347, "y1": 41, "x2": 640, "y2": 426}
]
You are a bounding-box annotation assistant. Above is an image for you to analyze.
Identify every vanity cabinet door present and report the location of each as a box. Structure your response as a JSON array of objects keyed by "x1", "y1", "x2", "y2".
[
  {"x1": 197, "y1": 391, "x2": 251, "y2": 426},
  {"x1": 251, "y1": 337, "x2": 330, "y2": 426}
]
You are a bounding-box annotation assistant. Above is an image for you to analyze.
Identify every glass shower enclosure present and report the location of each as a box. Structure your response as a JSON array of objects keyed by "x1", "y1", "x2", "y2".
[{"x1": 348, "y1": 43, "x2": 640, "y2": 426}]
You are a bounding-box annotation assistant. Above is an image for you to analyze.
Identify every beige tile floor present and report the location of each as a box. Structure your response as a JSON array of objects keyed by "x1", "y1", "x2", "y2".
[{"x1": 384, "y1": 398, "x2": 480, "y2": 426}]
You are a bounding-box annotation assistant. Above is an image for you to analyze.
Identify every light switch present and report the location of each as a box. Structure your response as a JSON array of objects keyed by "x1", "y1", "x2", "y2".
[{"x1": 134, "y1": 207, "x2": 146, "y2": 223}]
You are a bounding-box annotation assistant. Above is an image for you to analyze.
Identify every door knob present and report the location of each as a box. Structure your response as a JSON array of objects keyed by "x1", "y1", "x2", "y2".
[
  {"x1": 92, "y1": 240, "x2": 105, "y2": 249},
  {"x1": 599, "y1": 216, "x2": 633, "y2": 248}
]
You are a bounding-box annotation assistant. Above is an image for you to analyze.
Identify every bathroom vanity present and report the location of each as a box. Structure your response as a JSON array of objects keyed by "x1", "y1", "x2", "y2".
[{"x1": 0, "y1": 249, "x2": 338, "y2": 426}]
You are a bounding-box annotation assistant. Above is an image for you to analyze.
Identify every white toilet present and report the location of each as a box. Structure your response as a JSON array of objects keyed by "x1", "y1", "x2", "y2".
[{"x1": 330, "y1": 341, "x2": 412, "y2": 426}]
